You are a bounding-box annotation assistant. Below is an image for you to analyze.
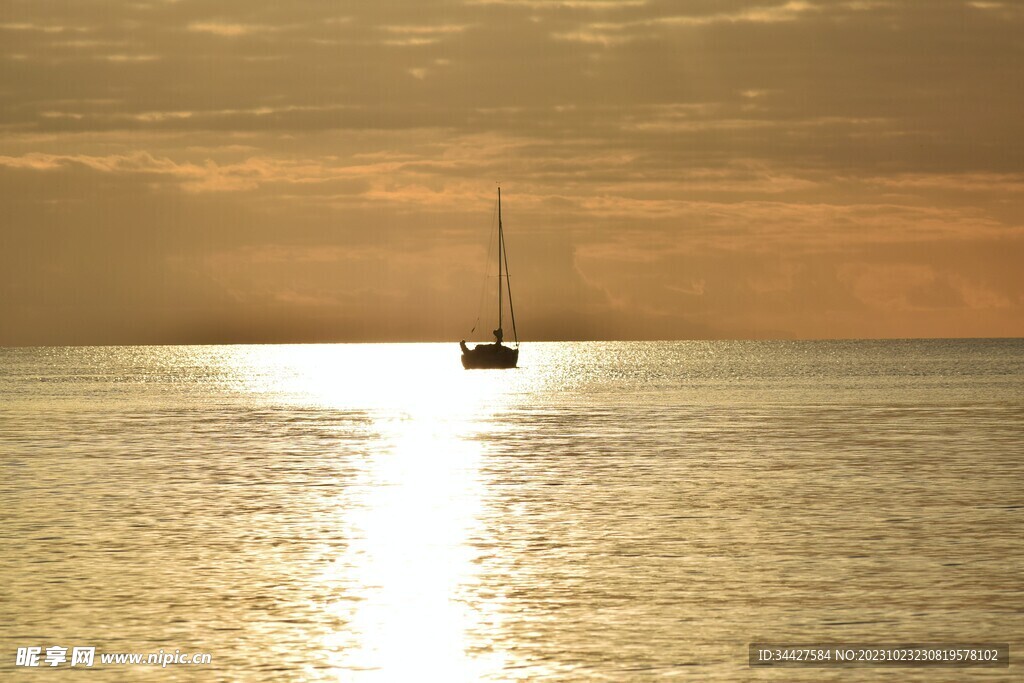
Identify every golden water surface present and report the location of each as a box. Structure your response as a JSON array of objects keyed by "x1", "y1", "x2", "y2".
[{"x1": 2, "y1": 341, "x2": 1022, "y2": 681}]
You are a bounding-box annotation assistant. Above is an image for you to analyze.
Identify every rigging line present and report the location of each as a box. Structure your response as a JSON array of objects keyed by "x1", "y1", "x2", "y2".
[
  {"x1": 470, "y1": 197, "x2": 499, "y2": 335},
  {"x1": 499, "y1": 210, "x2": 519, "y2": 346}
]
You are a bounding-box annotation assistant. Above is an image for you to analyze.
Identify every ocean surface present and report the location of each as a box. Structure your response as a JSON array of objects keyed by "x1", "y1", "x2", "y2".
[{"x1": 1, "y1": 340, "x2": 1022, "y2": 681}]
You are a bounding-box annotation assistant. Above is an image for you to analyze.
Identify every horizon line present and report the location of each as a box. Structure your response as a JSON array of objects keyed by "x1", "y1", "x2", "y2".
[{"x1": 2, "y1": 335, "x2": 1022, "y2": 350}]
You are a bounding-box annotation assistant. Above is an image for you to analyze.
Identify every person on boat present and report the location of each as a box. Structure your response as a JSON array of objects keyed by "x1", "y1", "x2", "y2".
[{"x1": 493, "y1": 328, "x2": 504, "y2": 345}]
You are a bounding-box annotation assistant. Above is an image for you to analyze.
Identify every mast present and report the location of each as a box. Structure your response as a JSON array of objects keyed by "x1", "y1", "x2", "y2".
[{"x1": 497, "y1": 186, "x2": 503, "y2": 336}]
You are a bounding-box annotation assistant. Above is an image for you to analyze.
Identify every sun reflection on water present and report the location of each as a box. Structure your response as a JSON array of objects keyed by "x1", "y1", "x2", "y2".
[
  {"x1": 325, "y1": 421, "x2": 496, "y2": 680},
  {"x1": 229, "y1": 344, "x2": 516, "y2": 680}
]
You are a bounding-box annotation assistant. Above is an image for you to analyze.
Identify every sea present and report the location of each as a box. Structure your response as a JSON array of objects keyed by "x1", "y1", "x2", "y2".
[{"x1": 1, "y1": 340, "x2": 1022, "y2": 681}]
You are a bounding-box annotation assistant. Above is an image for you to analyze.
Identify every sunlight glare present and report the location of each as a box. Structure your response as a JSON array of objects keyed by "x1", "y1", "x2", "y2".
[{"x1": 228, "y1": 344, "x2": 515, "y2": 680}]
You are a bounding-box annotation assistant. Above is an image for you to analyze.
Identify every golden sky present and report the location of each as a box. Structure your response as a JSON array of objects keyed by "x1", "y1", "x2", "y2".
[{"x1": 2, "y1": 0, "x2": 1022, "y2": 344}]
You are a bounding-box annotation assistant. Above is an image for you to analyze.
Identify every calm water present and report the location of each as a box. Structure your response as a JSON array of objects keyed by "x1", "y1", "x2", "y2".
[{"x1": 1, "y1": 340, "x2": 1022, "y2": 681}]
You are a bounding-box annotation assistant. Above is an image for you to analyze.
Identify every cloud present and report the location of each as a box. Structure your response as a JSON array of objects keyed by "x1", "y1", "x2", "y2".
[
  {"x1": 554, "y1": 1, "x2": 819, "y2": 44},
  {"x1": 0, "y1": 22, "x2": 90, "y2": 34},
  {"x1": 377, "y1": 23, "x2": 470, "y2": 48},
  {"x1": 465, "y1": 0, "x2": 647, "y2": 7},
  {"x1": 2, "y1": 151, "x2": 369, "y2": 194},
  {"x1": 186, "y1": 21, "x2": 272, "y2": 36}
]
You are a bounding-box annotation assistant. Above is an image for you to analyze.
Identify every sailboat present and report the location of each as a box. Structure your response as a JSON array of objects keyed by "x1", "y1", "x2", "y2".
[{"x1": 460, "y1": 187, "x2": 520, "y2": 369}]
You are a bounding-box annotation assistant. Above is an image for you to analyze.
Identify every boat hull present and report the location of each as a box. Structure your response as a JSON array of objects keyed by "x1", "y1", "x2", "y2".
[{"x1": 461, "y1": 344, "x2": 519, "y2": 369}]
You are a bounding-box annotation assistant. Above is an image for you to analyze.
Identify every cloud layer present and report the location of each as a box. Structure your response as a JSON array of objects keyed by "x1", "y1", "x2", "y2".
[{"x1": 2, "y1": 0, "x2": 1022, "y2": 343}]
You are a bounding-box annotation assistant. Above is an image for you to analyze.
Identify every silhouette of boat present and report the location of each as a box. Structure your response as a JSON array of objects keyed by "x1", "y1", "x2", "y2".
[{"x1": 460, "y1": 187, "x2": 520, "y2": 369}]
